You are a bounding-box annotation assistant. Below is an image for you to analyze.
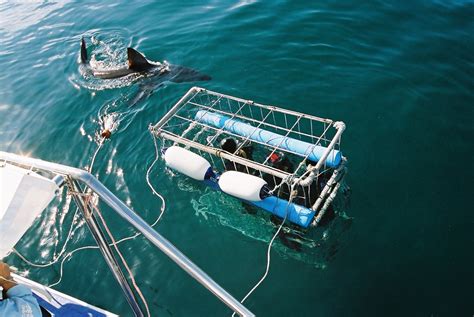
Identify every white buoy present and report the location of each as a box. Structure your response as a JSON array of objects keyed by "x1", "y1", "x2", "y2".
[
  {"x1": 0, "y1": 163, "x2": 59, "y2": 259},
  {"x1": 164, "y1": 146, "x2": 211, "y2": 180},
  {"x1": 218, "y1": 171, "x2": 268, "y2": 201}
]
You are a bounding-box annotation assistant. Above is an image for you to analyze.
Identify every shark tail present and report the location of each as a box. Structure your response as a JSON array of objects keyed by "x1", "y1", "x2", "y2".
[{"x1": 80, "y1": 37, "x2": 88, "y2": 63}]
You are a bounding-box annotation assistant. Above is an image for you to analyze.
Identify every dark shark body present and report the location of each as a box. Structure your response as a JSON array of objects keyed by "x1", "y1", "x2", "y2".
[{"x1": 80, "y1": 38, "x2": 211, "y2": 82}]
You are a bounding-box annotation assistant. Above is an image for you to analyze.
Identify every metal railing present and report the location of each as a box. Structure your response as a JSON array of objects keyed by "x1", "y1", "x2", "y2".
[{"x1": 0, "y1": 151, "x2": 254, "y2": 317}]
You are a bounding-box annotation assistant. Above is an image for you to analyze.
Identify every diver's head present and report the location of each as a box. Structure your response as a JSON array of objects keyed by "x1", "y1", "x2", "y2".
[
  {"x1": 220, "y1": 137, "x2": 237, "y2": 153},
  {"x1": 269, "y1": 151, "x2": 294, "y2": 173},
  {"x1": 269, "y1": 152, "x2": 284, "y2": 165}
]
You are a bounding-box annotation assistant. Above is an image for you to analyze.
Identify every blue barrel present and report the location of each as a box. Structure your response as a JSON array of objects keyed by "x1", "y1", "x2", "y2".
[
  {"x1": 204, "y1": 178, "x2": 316, "y2": 227},
  {"x1": 195, "y1": 110, "x2": 342, "y2": 168},
  {"x1": 250, "y1": 196, "x2": 316, "y2": 228}
]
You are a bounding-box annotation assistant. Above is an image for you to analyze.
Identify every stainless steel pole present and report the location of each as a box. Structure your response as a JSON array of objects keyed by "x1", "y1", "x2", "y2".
[{"x1": 68, "y1": 178, "x2": 144, "y2": 317}]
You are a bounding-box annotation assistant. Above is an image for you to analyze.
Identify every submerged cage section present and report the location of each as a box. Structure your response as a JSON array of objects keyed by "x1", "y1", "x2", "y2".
[{"x1": 151, "y1": 87, "x2": 347, "y2": 228}]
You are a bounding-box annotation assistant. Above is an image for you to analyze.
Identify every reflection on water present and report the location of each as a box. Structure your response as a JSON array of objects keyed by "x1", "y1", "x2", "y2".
[{"x1": 0, "y1": 1, "x2": 68, "y2": 33}]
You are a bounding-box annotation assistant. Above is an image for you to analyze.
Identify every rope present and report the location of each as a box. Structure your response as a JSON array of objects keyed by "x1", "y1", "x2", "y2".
[
  {"x1": 232, "y1": 185, "x2": 297, "y2": 317},
  {"x1": 46, "y1": 183, "x2": 164, "y2": 288},
  {"x1": 48, "y1": 245, "x2": 98, "y2": 288},
  {"x1": 80, "y1": 132, "x2": 169, "y2": 317},
  {"x1": 12, "y1": 208, "x2": 79, "y2": 268},
  {"x1": 89, "y1": 138, "x2": 105, "y2": 174},
  {"x1": 46, "y1": 190, "x2": 152, "y2": 316},
  {"x1": 91, "y1": 201, "x2": 151, "y2": 317},
  {"x1": 145, "y1": 133, "x2": 166, "y2": 224},
  {"x1": 11, "y1": 136, "x2": 105, "y2": 268},
  {"x1": 12, "y1": 131, "x2": 167, "y2": 317},
  {"x1": 268, "y1": 175, "x2": 292, "y2": 196}
]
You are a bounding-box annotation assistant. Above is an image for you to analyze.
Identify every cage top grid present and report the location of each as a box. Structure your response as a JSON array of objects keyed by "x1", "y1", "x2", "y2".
[{"x1": 151, "y1": 87, "x2": 345, "y2": 183}]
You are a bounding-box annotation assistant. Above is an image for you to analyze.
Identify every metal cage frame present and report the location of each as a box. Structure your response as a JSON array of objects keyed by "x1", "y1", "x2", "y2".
[{"x1": 151, "y1": 87, "x2": 347, "y2": 226}]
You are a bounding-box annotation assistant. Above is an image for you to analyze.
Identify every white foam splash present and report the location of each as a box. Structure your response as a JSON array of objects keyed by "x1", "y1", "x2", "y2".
[
  {"x1": 103, "y1": 112, "x2": 120, "y2": 133},
  {"x1": 0, "y1": 104, "x2": 10, "y2": 111}
]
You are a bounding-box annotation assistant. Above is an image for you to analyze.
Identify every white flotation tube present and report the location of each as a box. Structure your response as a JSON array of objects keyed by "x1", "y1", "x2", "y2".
[
  {"x1": 0, "y1": 163, "x2": 59, "y2": 259},
  {"x1": 164, "y1": 146, "x2": 211, "y2": 180},
  {"x1": 218, "y1": 171, "x2": 268, "y2": 201}
]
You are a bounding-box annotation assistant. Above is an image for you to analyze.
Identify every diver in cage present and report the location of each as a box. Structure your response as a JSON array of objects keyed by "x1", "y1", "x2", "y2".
[
  {"x1": 263, "y1": 151, "x2": 294, "y2": 200},
  {"x1": 0, "y1": 262, "x2": 42, "y2": 317},
  {"x1": 220, "y1": 137, "x2": 254, "y2": 172},
  {"x1": 260, "y1": 152, "x2": 305, "y2": 251}
]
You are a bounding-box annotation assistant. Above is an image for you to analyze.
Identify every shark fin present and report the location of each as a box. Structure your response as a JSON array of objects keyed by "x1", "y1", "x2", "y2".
[
  {"x1": 80, "y1": 37, "x2": 88, "y2": 63},
  {"x1": 127, "y1": 48, "x2": 153, "y2": 71}
]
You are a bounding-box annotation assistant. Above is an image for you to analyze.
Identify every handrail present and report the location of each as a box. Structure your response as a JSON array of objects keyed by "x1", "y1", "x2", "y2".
[
  {"x1": 0, "y1": 151, "x2": 254, "y2": 317},
  {"x1": 68, "y1": 177, "x2": 144, "y2": 317}
]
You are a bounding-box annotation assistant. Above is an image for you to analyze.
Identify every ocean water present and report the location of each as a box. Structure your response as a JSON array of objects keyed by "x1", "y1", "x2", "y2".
[{"x1": 1, "y1": 0, "x2": 473, "y2": 316}]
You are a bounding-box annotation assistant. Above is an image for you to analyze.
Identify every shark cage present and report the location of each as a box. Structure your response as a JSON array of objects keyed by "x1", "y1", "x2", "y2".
[{"x1": 150, "y1": 87, "x2": 348, "y2": 229}]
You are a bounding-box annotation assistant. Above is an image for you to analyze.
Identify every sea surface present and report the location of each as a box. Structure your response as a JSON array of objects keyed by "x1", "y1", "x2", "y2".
[{"x1": 1, "y1": 1, "x2": 473, "y2": 316}]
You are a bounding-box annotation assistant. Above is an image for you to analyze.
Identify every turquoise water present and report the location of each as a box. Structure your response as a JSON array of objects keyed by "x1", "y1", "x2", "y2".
[{"x1": 1, "y1": 1, "x2": 473, "y2": 316}]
